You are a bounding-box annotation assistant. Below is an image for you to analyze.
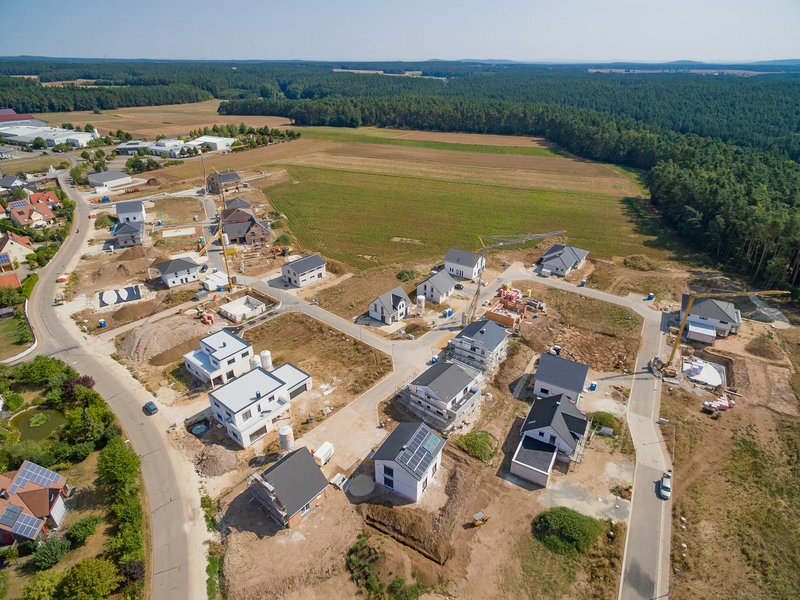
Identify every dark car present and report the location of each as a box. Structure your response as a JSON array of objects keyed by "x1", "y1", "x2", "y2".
[
  {"x1": 143, "y1": 401, "x2": 158, "y2": 416},
  {"x1": 454, "y1": 283, "x2": 464, "y2": 290},
  {"x1": 200, "y1": 264, "x2": 209, "y2": 273}
]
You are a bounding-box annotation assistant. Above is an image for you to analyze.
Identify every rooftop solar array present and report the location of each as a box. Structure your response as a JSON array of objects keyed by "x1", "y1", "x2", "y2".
[
  {"x1": 0, "y1": 504, "x2": 22, "y2": 528},
  {"x1": 9, "y1": 461, "x2": 62, "y2": 493},
  {"x1": 8, "y1": 200, "x2": 28, "y2": 209},
  {"x1": 0, "y1": 254, "x2": 11, "y2": 265},
  {"x1": 10, "y1": 512, "x2": 42, "y2": 540},
  {"x1": 397, "y1": 427, "x2": 440, "y2": 478}
]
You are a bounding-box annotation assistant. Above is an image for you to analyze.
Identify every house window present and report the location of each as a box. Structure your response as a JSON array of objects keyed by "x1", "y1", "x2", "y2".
[
  {"x1": 227, "y1": 358, "x2": 235, "y2": 365},
  {"x1": 422, "y1": 478, "x2": 428, "y2": 491},
  {"x1": 241, "y1": 351, "x2": 248, "y2": 358},
  {"x1": 432, "y1": 462, "x2": 437, "y2": 474},
  {"x1": 540, "y1": 387, "x2": 550, "y2": 395},
  {"x1": 383, "y1": 465, "x2": 394, "y2": 478},
  {"x1": 538, "y1": 431, "x2": 545, "y2": 438},
  {"x1": 549, "y1": 434, "x2": 556, "y2": 445},
  {"x1": 384, "y1": 477, "x2": 394, "y2": 489},
  {"x1": 242, "y1": 410, "x2": 252, "y2": 421}
]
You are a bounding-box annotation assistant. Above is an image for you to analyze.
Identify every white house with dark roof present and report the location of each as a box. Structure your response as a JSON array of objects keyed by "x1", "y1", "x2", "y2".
[
  {"x1": 373, "y1": 422, "x2": 445, "y2": 502},
  {"x1": 281, "y1": 255, "x2": 327, "y2": 288},
  {"x1": 115, "y1": 200, "x2": 146, "y2": 223},
  {"x1": 680, "y1": 294, "x2": 742, "y2": 344},
  {"x1": 403, "y1": 361, "x2": 482, "y2": 430},
  {"x1": 183, "y1": 330, "x2": 254, "y2": 387},
  {"x1": 209, "y1": 364, "x2": 312, "y2": 447},
  {"x1": 450, "y1": 319, "x2": 508, "y2": 371},
  {"x1": 532, "y1": 353, "x2": 589, "y2": 403},
  {"x1": 369, "y1": 286, "x2": 411, "y2": 324},
  {"x1": 153, "y1": 257, "x2": 199, "y2": 288},
  {"x1": 444, "y1": 248, "x2": 485, "y2": 280},
  {"x1": 538, "y1": 244, "x2": 589, "y2": 277},
  {"x1": 416, "y1": 270, "x2": 457, "y2": 304},
  {"x1": 112, "y1": 221, "x2": 144, "y2": 247},
  {"x1": 510, "y1": 394, "x2": 589, "y2": 487}
]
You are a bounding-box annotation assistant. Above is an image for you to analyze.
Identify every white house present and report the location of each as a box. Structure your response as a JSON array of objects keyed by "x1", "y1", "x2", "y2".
[
  {"x1": 87, "y1": 171, "x2": 132, "y2": 193},
  {"x1": 510, "y1": 394, "x2": 588, "y2": 487},
  {"x1": 404, "y1": 361, "x2": 482, "y2": 431},
  {"x1": 153, "y1": 257, "x2": 199, "y2": 288},
  {"x1": 209, "y1": 364, "x2": 312, "y2": 447},
  {"x1": 538, "y1": 244, "x2": 589, "y2": 277},
  {"x1": 369, "y1": 286, "x2": 411, "y2": 324},
  {"x1": 444, "y1": 248, "x2": 485, "y2": 280},
  {"x1": 112, "y1": 221, "x2": 144, "y2": 247},
  {"x1": 115, "y1": 140, "x2": 153, "y2": 155},
  {"x1": 187, "y1": 135, "x2": 236, "y2": 151},
  {"x1": 373, "y1": 422, "x2": 445, "y2": 502},
  {"x1": 680, "y1": 294, "x2": 742, "y2": 344},
  {"x1": 450, "y1": 319, "x2": 508, "y2": 372},
  {"x1": 532, "y1": 353, "x2": 589, "y2": 403},
  {"x1": 281, "y1": 255, "x2": 327, "y2": 288},
  {"x1": 184, "y1": 330, "x2": 254, "y2": 387},
  {"x1": 416, "y1": 270, "x2": 457, "y2": 304},
  {"x1": 148, "y1": 138, "x2": 186, "y2": 156},
  {"x1": 115, "y1": 200, "x2": 146, "y2": 223}
]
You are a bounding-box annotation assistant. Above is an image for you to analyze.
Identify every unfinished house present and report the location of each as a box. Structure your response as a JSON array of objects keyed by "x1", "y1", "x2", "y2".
[
  {"x1": 373, "y1": 422, "x2": 445, "y2": 502},
  {"x1": 510, "y1": 394, "x2": 588, "y2": 487},
  {"x1": 207, "y1": 169, "x2": 242, "y2": 194},
  {"x1": 153, "y1": 257, "x2": 199, "y2": 288},
  {"x1": 450, "y1": 319, "x2": 508, "y2": 372},
  {"x1": 444, "y1": 247, "x2": 485, "y2": 280},
  {"x1": 0, "y1": 461, "x2": 70, "y2": 545},
  {"x1": 112, "y1": 221, "x2": 144, "y2": 247},
  {"x1": 416, "y1": 270, "x2": 457, "y2": 304},
  {"x1": 400, "y1": 361, "x2": 483, "y2": 431},
  {"x1": 369, "y1": 286, "x2": 411, "y2": 324},
  {"x1": 115, "y1": 200, "x2": 146, "y2": 223},
  {"x1": 184, "y1": 330, "x2": 254, "y2": 387},
  {"x1": 532, "y1": 353, "x2": 589, "y2": 403},
  {"x1": 250, "y1": 447, "x2": 329, "y2": 528},
  {"x1": 218, "y1": 295, "x2": 267, "y2": 323},
  {"x1": 680, "y1": 294, "x2": 742, "y2": 344},
  {"x1": 281, "y1": 255, "x2": 327, "y2": 288},
  {"x1": 538, "y1": 244, "x2": 589, "y2": 277}
]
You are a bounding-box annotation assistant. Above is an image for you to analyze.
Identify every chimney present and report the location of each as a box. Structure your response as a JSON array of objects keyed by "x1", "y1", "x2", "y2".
[
  {"x1": 222, "y1": 341, "x2": 226, "y2": 347},
  {"x1": 256, "y1": 391, "x2": 262, "y2": 399},
  {"x1": 0, "y1": 489, "x2": 8, "y2": 500}
]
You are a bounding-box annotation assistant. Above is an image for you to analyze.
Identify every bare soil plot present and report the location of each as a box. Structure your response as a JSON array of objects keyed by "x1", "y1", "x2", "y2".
[
  {"x1": 70, "y1": 245, "x2": 164, "y2": 297},
  {"x1": 152, "y1": 196, "x2": 205, "y2": 225},
  {"x1": 313, "y1": 267, "x2": 418, "y2": 319},
  {"x1": 391, "y1": 129, "x2": 551, "y2": 147},
  {"x1": 587, "y1": 258, "x2": 690, "y2": 301}
]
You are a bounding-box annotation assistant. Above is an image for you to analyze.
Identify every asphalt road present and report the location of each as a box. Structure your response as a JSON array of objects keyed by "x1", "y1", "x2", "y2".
[{"x1": 19, "y1": 174, "x2": 196, "y2": 600}]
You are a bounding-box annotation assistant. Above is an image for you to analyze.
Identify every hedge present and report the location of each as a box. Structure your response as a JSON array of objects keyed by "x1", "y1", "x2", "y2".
[
  {"x1": 456, "y1": 431, "x2": 496, "y2": 462},
  {"x1": 532, "y1": 507, "x2": 605, "y2": 554}
]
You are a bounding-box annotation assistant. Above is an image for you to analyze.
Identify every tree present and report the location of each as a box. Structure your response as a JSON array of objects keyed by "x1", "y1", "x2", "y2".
[
  {"x1": 31, "y1": 137, "x2": 46, "y2": 149},
  {"x1": 0, "y1": 286, "x2": 24, "y2": 308},
  {"x1": 94, "y1": 149, "x2": 105, "y2": 159},
  {"x1": 66, "y1": 515, "x2": 101, "y2": 545},
  {"x1": 80, "y1": 150, "x2": 90, "y2": 160},
  {"x1": 10, "y1": 186, "x2": 27, "y2": 200},
  {"x1": 32, "y1": 537, "x2": 71, "y2": 570},
  {"x1": 97, "y1": 435, "x2": 140, "y2": 491},
  {"x1": 57, "y1": 558, "x2": 122, "y2": 600},
  {"x1": 83, "y1": 123, "x2": 94, "y2": 132},
  {"x1": 21, "y1": 570, "x2": 63, "y2": 600}
]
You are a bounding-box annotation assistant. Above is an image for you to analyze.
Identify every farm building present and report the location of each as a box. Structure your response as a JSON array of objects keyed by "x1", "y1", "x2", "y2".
[
  {"x1": 538, "y1": 244, "x2": 589, "y2": 277},
  {"x1": 0, "y1": 461, "x2": 70, "y2": 545},
  {"x1": 373, "y1": 422, "x2": 445, "y2": 503},
  {"x1": 115, "y1": 200, "x2": 146, "y2": 223},
  {"x1": 249, "y1": 447, "x2": 329, "y2": 528},
  {"x1": 532, "y1": 353, "x2": 589, "y2": 403},
  {"x1": 281, "y1": 255, "x2": 327, "y2": 288},
  {"x1": 402, "y1": 361, "x2": 483, "y2": 431},
  {"x1": 510, "y1": 394, "x2": 588, "y2": 487},
  {"x1": 148, "y1": 138, "x2": 185, "y2": 156},
  {"x1": 0, "y1": 147, "x2": 13, "y2": 159},
  {"x1": 184, "y1": 330, "x2": 254, "y2": 387},
  {"x1": 115, "y1": 140, "x2": 153, "y2": 155},
  {"x1": 87, "y1": 170, "x2": 132, "y2": 192},
  {"x1": 186, "y1": 135, "x2": 236, "y2": 151},
  {"x1": 153, "y1": 256, "x2": 199, "y2": 288},
  {"x1": 445, "y1": 247, "x2": 485, "y2": 280},
  {"x1": 219, "y1": 295, "x2": 267, "y2": 323},
  {"x1": 209, "y1": 364, "x2": 312, "y2": 447},
  {"x1": 449, "y1": 319, "x2": 508, "y2": 372},
  {"x1": 0, "y1": 121, "x2": 97, "y2": 148},
  {"x1": 112, "y1": 221, "x2": 145, "y2": 247},
  {"x1": 207, "y1": 169, "x2": 242, "y2": 194},
  {"x1": 416, "y1": 270, "x2": 457, "y2": 304},
  {"x1": 680, "y1": 294, "x2": 742, "y2": 343},
  {"x1": 0, "y1": 231, "x2": 34, "y2": 265},
  {"x1": 370, "y1": 286, "x2": 411, "y2": 324}
]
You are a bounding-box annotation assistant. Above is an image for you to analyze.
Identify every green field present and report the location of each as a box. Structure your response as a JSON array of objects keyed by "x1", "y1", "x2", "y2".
[
  {"x1": 268, "y1": 166, "x2": 676, "y2": 270},
  {"x1": 0, "y1": 317, "x2": 25, "y2": 360}
]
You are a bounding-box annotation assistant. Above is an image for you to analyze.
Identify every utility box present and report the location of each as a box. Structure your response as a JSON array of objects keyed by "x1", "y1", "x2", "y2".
[{"x1": 313, "y1": 442, "x2": 334, "y2": 466}]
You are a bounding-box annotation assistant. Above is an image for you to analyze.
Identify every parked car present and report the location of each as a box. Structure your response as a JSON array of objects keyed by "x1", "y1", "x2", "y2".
[
  {"x1": 200, "y1": 264, "x2": 209, "y2": 273},
  {"x1": 454, "y1": 283, "x2": 464, "y2": 290},
  {"x1": 659, "y1": 470, "x2": 672, "y2": 499},
  {"x1": 143, "y1": 401, "x2": 158, "y2": 416}
]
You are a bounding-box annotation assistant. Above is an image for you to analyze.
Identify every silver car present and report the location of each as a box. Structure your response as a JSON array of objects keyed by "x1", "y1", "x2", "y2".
[{"x1": 659, "y1": 470, "x2": 673, "y2": 500}]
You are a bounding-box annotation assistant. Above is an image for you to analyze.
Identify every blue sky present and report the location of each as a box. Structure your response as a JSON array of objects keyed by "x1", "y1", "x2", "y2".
[{"x1": 1, "y1": 0, "x2": 798, "y2": 62}]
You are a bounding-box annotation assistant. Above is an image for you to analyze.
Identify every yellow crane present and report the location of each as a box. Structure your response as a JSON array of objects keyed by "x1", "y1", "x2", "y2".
[
  {"x1": 465, "y1": 231, "x2": 565, "y2": 324},
  {"x1": 662, "y1": 289, "x2": 790, "y2": 371},
  {"x1": 197, "y1": 160, "x2": 238, "y2": 291}
]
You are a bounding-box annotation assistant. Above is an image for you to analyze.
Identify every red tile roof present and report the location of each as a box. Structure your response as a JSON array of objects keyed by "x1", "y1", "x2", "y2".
[
  {"x1": 29, "y1": 191, "x2": 60, "y2": 207},
  {"x1": 0, "y1": 272, "x2": 21, "y2": 288},
  {"x1": 0, "y1": 231, "x2": 34, "y2": 252},
  {"x1": 0, "y1": 113, "x2": 35, "y2": 122}
]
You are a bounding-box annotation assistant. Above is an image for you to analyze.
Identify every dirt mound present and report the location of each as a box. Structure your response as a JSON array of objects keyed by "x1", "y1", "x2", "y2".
[
  {"x1": 623, "y1": 254, "x2": 659, "y2": 271},
  {"x1": 90, "y1": 258, "x2": 152, "y2": 285},
  {"x1": 118, "y1": 315, "x2": 209, "y2": 363},
  {"x1": 117, "y1": 246, "x2": 164, "y2": 261},
  {"x1": 361, "y1": 504, "x2": 451, "y2": 565},
  {"x1": 745, "y1": 336, "x2": 783, "y2": 360},
  {"x1": 196, "y1": 445, "x2": 238, "y2": 477}
]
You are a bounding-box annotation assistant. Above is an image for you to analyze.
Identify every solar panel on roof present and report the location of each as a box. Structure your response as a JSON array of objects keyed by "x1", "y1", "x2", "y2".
[
  {"x1": 9, "y1": 462, "x2": 61, "y2": 493},
  {"x1": 9, "y1": 200, "x2": 28, "y2": 209},
  {"x1": 10, "y1": 513, "x2": 42, "y2": 539},
  {"x1": 0, "y1": 505, "x2": 22, "y2": 527},
  {"x1": 0, "y1": 254, "x2": 11, "y2": 265}
]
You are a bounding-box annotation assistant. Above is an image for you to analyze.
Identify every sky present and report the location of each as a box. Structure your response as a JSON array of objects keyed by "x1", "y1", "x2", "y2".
[{"x1": 1, "y1": 0, "x2": 798, "y2": 63}]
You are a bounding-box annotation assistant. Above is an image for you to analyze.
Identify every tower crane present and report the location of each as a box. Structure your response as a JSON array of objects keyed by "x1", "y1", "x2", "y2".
[{"x1": 465, "y1": 230, "x2": 565, "y2": 324}]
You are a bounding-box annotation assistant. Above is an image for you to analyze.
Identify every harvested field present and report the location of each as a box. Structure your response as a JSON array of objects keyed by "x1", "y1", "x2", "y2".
[
  {"x1": 392, "y1": 129, "x2": 550, "y2": 147},
  {"x1": 152, "y1": 196, "x2": 205, "y2": 225},
  {"x1": 117, "y1": 314, "x2": 208, "y2": 363}
]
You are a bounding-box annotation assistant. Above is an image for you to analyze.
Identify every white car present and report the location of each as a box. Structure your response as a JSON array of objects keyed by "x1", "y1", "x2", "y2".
[{"x1": 659, "y1": 470, "x2": 673, "y2": 500}]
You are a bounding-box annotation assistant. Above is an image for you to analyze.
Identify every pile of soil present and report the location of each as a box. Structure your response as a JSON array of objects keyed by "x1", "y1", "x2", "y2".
[
  {"x1": 118, "y1": 315, "x2": 209, "y2": 363},
  {"x1": 90, "y1": 259, "x2": 152, "y2": 286},
  {"x1": 196, "y1": 445, "x2": 238, "y2": 477},
  {"x1": 623, "y1": 254, "x2": 659, "y2": 271},
  {"x1": 744, "y1": 336, "x2": 782, "y2": 360},
  {"x1": 361, "y1": 504, "x2": 451, "y2": 565},
  {"x1": 117, "y1": 246, "x2": 164, "y2": 262}
]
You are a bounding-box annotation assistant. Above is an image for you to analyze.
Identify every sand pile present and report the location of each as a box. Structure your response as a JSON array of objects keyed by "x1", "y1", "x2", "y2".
[
  {"x1": 196, "y1": 445, "x2": 238, "y2": 477},
  {"x1": 117, "y1": 246, "x2": 164, "y2": 261},
  {"x1": 90, "y1": 259, "x2": 152, "y2": 285},
  {"x1": 119, "y1": 315, "x2": 209, "y2": 363}
]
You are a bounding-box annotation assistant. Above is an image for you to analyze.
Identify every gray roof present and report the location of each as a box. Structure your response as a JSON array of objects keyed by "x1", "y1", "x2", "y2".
[
  {"x1": 681, "y1": 294, "x2": 741, "y2": 324},
  {"x1": 0, "y1": 175, "x2": 24, "y2": 187},
  {"x1": 87, "y1": 170, "x2": 129, "y2": 185},
  {"x1": 418, "y1": 270, "x2": 456, "y2": 297},
  {"x1": 222, "y1": 220, "x2": 250, "y2": 240},
  {"x1": 284, "y1": 254, "x2": 325, "y2": 275},
  {"x1": 210, "y1": 366, "x2": 285, "y2": 413},
  {"x1": 115, "y1": 200, "x2": 143, "y2": 214},
  {"x1": 209, "y1": 169, "x2": 241, "y2": 184},
  {"x1": 514, "y1": 436, "x2": 558, "y2": 472},
  {"x1": 454, "y1": 319, "x2": 508, "y2": 352},
  {"x1": 373, "y1": 422, "x2": 445, "y2": 481},
  {"x1": 225, "y1": 198, "x2": 252, "y2": 209},
  {"x1": 445, "y1": 247, "x2": 482, "y2": 269},
  {"x1": 154, "y1": 257, "x2": 198, "y2": 275},
  {"x1": 540, "y1": 244, "x2": 589, "y2": 272},
  {"x1": 113, "y1": 221, "x2": 144, "y2": 236},
  {"x1": 411, "y1": 362, "x2": 477, "y2": 402},
  {"x1": 535, "y1": 353, "x2": 589, "y2": 395},
  {"x1": 373, "y1": 286, "x2": 411, "y2": 314},
  {"x1": 521, "y1": 393, "x2": 588, "y2": 451},
  {"x1": 258, "y1": 447, "x2": 328, "y2": 519}
]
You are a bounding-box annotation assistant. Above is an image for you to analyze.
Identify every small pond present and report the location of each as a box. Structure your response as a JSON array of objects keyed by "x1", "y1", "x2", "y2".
[{"x1": 10, "y1": 408, "x2": 66, "y2": 441}]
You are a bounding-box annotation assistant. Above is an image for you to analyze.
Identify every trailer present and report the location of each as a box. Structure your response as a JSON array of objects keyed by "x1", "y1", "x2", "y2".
[{"x1": 313, "y1": 441, "x2": 334, "y2": 466}]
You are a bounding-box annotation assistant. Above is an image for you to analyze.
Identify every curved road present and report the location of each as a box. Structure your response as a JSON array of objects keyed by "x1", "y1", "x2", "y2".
[{"x1": 17, "y1": 173, "x2": 197, "y2": 600}]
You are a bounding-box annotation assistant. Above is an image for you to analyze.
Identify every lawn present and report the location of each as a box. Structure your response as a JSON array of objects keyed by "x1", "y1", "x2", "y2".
[
  {"x1": 0, "y1": 317, "x2": 30, "y2": 361},
  {"x1": 1, "y1": 155, "x2": 68, "y2": 175},
  {"x1": 269, "y1": 166, "x2": 675, "y2": 270}
]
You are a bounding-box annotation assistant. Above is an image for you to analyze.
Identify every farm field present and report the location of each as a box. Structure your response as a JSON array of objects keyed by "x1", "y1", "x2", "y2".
[{"x1": 0, "y1": 155, "x2": 68, "y2": 174}]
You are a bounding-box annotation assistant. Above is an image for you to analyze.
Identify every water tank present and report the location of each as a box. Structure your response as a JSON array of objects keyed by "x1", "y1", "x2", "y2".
[
  {"x1": 416, "y1": 294, "x2": 425, "y2": 311},
  {"x1": 249, "y1": 356, "x2": 261, "y2": 371},
  {"x1": 278, "y1": 426, "x2": 294, "y2": 451},
  {"x1": 260, "y1": 350, "x2": 273, "y2": 370}
]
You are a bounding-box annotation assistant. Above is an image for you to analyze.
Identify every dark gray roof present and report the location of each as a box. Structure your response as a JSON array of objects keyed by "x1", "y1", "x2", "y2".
[
  {"x1": 259, "y1": 447, "x2": 328, "y2": 518},
  {"x1": 411, "y1": 362, "x2": 476, "y2": 401},
  {"x1": 535, "y1": 353, "x2": 589, "y2": 395},
  {"x1": 455, "y1": 319, "x2": 508, "y2": 352},
  {"x1": 418, "y1": 270, "x2": 456, "y2": 297},
  {"x1": 521, "y1": 394, "x2": 588, "y2": 451},
  {"x1": 681, "y1": 294, "x2": 740, "y2": 324},
  {"x1": 115, "y1": 200, "x2": 143, "y2": 214},
  {"x1": 373, "y1": 286, "x2": 411, "y2": 314},
  {"x1": 285, "y1": 254, "x2": 325, "y2": 274},
  {"x1": 514, "y1": 436, "x2": 558, "y2": 472},
  {"x1": 154, "y1": 257, "x2": 198, "y2": 275},
  {"x1": 0, "y1": 175, "x2": 24, "y2": 187},
  {"x1": 373, "y1": 422, "x2": 445, "y2": 481},
  {"x1": 222, "y1": 220, "x2": 250, "y2": 240},
  {"x1": 540, "y1": 244, "x2": 589, "y2": 272},
  {"x1": 225, "y1": 198, "x2": 252, "y2": 209},
  {"x1": 113, "y1": 221, "x2": 144, "y2": 236},
  {"x1": 445, "y1": 247, "x2": 482, "y2": 269},
  {"x1": 209, "y1": 169, "x2": 241, "y2": 184},
  {"x1": 87, "y1": 170, "x2": 129, "y2": 185}
]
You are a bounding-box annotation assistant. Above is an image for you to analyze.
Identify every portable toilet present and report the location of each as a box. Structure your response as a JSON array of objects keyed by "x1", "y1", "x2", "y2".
[
  {"x1": 416, "y1": 294, "x2": 425, "y2": 312},
  {"x1": 588, "y1": 381, "x2": 598, "y2": 391},
  {"x1": 156, "y1": 219, "x2": 163, "y2": 227},
  {"x1": 98, "y1": 319, "x2": 107, "y2": 328},
  {"x1": 579, "y1": 279, "x2": 587, "y2": 287},
  {"x1": 646, "y1": 292, "x2": 655, "y2": 301}
]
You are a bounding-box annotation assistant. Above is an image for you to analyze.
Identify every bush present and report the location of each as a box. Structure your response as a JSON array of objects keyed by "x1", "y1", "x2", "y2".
[
  {"x1": 119, "y1": 559, "x2": 145, "y2": 581},
  {"x1": 532, "y1": 507, "x2": 605, "y2": 555},
  {"x1": 32, "y1": 537, "x2": 71, "y2": 570},
  {"x1": 588, "y1": 411, "x2": 621, "y2": 436},
  {"x1": 21, "y1": 570, "x2": 63, "y2": 600},
  {"x1": 3, "y1": 392, "x2": 24, "y2": 412},
  {"x1": 66, "y1": 515, "x2": 102, "y2": 545},
  {"x1": 98, "y1": 435, "x2": 140, "y2": 491},
  {"x1": 456, "y1": 431, "x2": 496, "y2": 461},
  {"x1": 200, "y1": 490, "x2": 217, "y2": 531},
  {"x1": 58, "y1": 558, "x2": 122, "y2": 599},
  {"x1": 274, "y1": 233, "x2": 292, "y2": 246},
  {"x1": 20, "y1": 273, "x2": 39, "y2": 298}
]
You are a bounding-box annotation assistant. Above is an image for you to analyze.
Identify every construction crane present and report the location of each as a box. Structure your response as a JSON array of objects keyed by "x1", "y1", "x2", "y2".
[
  {"x1": 465, "y1": 230, "x2": 565, "y2": 324},
  {"x1": 661, "y1": 289, "x2": 791, "y2": 372},
  {"x1": 196, "y1": 160, "x2": 237, "y2": 291}
]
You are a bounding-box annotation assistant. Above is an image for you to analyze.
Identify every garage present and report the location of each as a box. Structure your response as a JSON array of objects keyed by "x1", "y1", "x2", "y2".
[{"x1": 289, "y1": 383, "x2": 308, "y2": 399}]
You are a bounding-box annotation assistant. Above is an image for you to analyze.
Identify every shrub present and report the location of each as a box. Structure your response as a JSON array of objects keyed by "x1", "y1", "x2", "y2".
[
  {"x1": 396, "y1": 269, "x2": 417, "y2": 283},
  {"x1": 66, "y1": 515, "x2": 102, "y2": 545},
  {"x1": 588, "y1": 411, "x2": 620, "y2": 436},
  {"x1": 98, "y1": 435, "x2": 140, "y2": 491},
  {"x1": 119, "y1": 559, "x2": 145, "y2": 581},
  {"x1": 58, "y1": 558, "x2": 122, "y2": 600},
  {"x1": 274, "y1": 233, "x2": 292, "y2": 246},
  {"x1": 456, "y1": 431, "x2": 496, "y2": 461},
  {"x1": 32, "y1": 537, "x2": 71, "y2": 570},
  {"x1": 200, "y1": 490, "x2": 217, "y2": 530},
  {"x1": 3, "y1": 392, "x2": 24, "y2": 412},
  {"x1": 532, "y1": 507, "x2": 605, "y2": 554},
  {"x1": 29, "y1": 412, "x2": 51, "y2": 428},
  {"x1": 21, "y1": 570, "x2": 63, "y2": 600}
]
